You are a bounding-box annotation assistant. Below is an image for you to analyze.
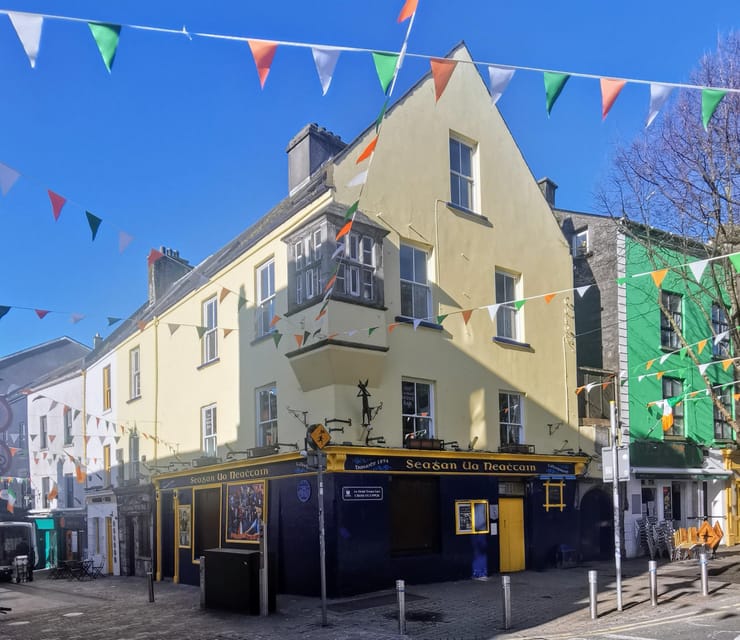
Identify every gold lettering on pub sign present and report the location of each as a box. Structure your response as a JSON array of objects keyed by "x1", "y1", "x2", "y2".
[{"x1": 190, "y1": 467, "x2": 269, "y2": 485}]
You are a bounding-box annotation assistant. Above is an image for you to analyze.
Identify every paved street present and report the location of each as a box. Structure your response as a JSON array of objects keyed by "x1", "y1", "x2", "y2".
[{"x1": 0, "y1": 549, "x2": 739, "y2": 640}]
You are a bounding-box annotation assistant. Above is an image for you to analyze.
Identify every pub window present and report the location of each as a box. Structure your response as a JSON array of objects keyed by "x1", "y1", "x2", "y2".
[
  {"x1": 543, "y1": 480, "x2": 566, "y2": 512},
  {"x1": 389, "y1": 476, "x2": 440, "y2": 555}
]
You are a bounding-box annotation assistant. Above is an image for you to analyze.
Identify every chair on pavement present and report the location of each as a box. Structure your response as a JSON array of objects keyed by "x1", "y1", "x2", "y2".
[{"x1": 90, "y1": 554, "x2": 105, "y2": 578}]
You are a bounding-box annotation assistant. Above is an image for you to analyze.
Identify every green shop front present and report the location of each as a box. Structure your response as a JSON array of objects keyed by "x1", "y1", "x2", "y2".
[{"x1": 154, "y1": 447, "x2": 586, "y2": 596}]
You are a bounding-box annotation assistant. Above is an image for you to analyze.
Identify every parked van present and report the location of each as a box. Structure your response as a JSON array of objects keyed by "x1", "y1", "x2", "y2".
[{"x1": 0, "y1": 521, "x2": 37, "y2": 581}]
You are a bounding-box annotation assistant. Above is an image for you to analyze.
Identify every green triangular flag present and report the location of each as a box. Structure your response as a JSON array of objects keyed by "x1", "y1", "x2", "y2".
[
  {"x1": 195, "y1": 326, "x2": 207, "y2": 339},
  {"x1": 616, "y1": 276, "x2": 627, "y2": 285},
  {"x1": 728, "y1": 253, "x2": 740, "y2": 273},
  {"x1": 88, "y1": 23, "x2": 121, "y2": 73},
  {"x1": 701, "y1": 88, "x2": 727, "y2": 131},
  {"x1": 303, "y1": 330, "x2": 310, "y2": 345},
  {"x1": 272, "y1": 332, "x2": 282, "y2": 348},
  {"x1": 0, "y1": 305, "x2": 10, "y2": 320},
  {"x1": 375, "y1": 99, "x2": 389, "y2": 133},
  {"x1": 679, "y1": 347, "x2": 687, "y2": 359},
  {"x1": 436, "y1": 314, "x2": 448, "y2": 325},
  {"x1": 107, "y1": 317, "x2": 121, "y2": 326},
  {"x1": 514, "y1": 299, "x2": 526, "y2": 311},
  {"x1": 238, "y1": 296, "x2": 248, "y2": 310},
  {"x1": 372, "y1": 52, "x2": 399, "y2": 94},
  {"x1": 86, "y1": 211, "x2": 102, "y2": 241},
  {"x1": 544, "y1": 72, "x2": 570, "y2": 115},
  {"x1": 345, "y1": 200, "x2": 359, "y2": 221},
  {"x1": 368, "y1": 327, "x2": 378, "y2": 335}
]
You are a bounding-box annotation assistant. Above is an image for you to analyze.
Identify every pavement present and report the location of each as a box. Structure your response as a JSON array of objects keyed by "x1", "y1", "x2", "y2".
[{"x1": 1, "y1": 548, "x2": 739, "y2": 640}]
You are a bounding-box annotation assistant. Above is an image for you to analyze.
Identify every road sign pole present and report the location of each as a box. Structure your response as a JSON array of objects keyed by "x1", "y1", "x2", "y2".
[
  {"x1": 610, "y1": 400, "x2": 623, "y2": 612},
  {"x1": 318, "y1": 451, "x2": 328, "y2": 626}
]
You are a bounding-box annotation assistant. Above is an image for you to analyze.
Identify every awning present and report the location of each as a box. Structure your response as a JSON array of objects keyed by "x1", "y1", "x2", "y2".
[{"x1": 631, "y1": 466, "x2": 732, "y2": 480}]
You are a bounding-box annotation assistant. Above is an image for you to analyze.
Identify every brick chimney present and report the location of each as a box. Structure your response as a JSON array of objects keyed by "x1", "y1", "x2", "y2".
[
  {"x1": 286, "y1": 123, "x2": 346, "y2": 194},
  {"x1": 537, "y1": 177, "x2": 558, "y2": 207},
  {"x1": 148, "y1": 247, "x2": 191, "y2": 303}
]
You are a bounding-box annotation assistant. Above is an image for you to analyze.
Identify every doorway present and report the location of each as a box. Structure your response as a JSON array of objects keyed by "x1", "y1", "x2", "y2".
[
  {"x1": 580, "y1": 488, "x2": 613, "y2": 560},
  {"x1": 499, "y1": 498, "x2": 525, "y2": 572}
]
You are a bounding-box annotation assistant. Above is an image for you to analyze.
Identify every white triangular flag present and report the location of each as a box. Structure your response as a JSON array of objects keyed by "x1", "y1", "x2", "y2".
[
  {"x1": 714, "y1": 330, "x2": 728, "y2": 346},
  {"x1": 638, "y1": 375, "x2": 646, "y2": 382},
  {"x1": 8, "y1": 12, "x2": 43, "y2": 68},
  {"x1": 576, "y1": 285, "x2": 591, "y2": 298},
  {"x1": 347, "y1": 170, "x2": 368, "y2": 187},
  {"x1": 413, "y1": 319, "x2": 422, "y2": 330},
  {"x1": 311, "y1": 47, "x2": 340, "y2": 96},
  {"x1": 698, "y1": 363, "x2": 711, "y2": 375},
  {"x1": 331, "y1": 244, "x2": 344, "y2": 259},
  {"x1": 487, "y1": 66, "x2": 515, "y2": 105},
  {"x1": 584, "y1": 382, "x2": 597, "y2": 393},
  {"x1": 487, "y1": 304, "x2": 500, "y2": 321},
  {"x1": 688, "y1": 259, "x2": 708, "y2": 283},
  {"x1": 659, "y1": 353, "x2": 670, "y2": 364},
  {"x1": 646, "y1": 83, "x2": 672, "y2": 128},
  {"x1": 0, "y1": 163, "x2": 20, "y2": 195}
]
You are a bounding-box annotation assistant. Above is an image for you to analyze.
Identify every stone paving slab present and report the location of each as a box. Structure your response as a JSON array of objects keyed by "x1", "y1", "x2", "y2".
[{"x1": 1, "y1": 549, "x2": 738, "y2": 640}]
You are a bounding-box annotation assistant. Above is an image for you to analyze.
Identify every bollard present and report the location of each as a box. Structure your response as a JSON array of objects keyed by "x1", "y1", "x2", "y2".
[
  {"x1": 648, "y1": 560, "x2": 658, "y2": 606},
  {"x1": 588, "y1": 570, "x2": 598, "y2": 620},
  {"x1": 147, "y1": 571, "x2": 155, "y2": 603},
  {"x1": 396, "y1": 580, "x2": 406, "y2": 635},
  {"x1": 501, "y1": 575, "x2": 511, "y2": 630},
  {"x1": 699, "y1": 552, "x2": 709, "y2": 597},
  {"x1": 200, "y1": 556, "x2": 206, "y2": 609}
]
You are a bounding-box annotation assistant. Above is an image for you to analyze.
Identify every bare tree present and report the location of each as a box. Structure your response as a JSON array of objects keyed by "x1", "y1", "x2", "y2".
[{"x1": 598, "y1": 31, "x2": 740, "y2": 444}]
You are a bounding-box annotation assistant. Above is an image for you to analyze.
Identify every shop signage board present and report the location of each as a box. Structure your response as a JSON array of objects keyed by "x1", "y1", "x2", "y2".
[{"x1": 342, "y1": 486, "x2": 383, "y2": 501}]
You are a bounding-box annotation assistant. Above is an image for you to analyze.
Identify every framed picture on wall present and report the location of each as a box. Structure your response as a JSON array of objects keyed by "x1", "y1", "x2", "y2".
[
  {"x1": 455, "y1": 500, "x2": 490, "y2": 535},
  {"x1": 178, "y1": 505, "x2": 191, "y2": 548},
  {"x1": 225, "y1": 480, "x2": 266, "y2": 544}
]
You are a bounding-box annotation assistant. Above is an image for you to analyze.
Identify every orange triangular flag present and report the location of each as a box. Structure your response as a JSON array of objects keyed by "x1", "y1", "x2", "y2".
[
  {"x1": 75, "y1": 464, "x2": 85, "y2": 483},
  {"x1": 223, "y1": 328, "x2": 233, "y2": 338},
  {"x1": 656, "y1": 371, "x2": 665, "y2": 380},
  {"x1": 544, "y1": 293, "x2": 556, "y2": 304},
  {"x1": 697, "y1": 339, "x2": 707, "y2": 354},
  {"x1": 600, "y1": 78, "x2": 627, "y2": 120},
  {"x1": 734, "y1": 393, "x2": 740, "y2": 401},
  {"x1": 462, "y1": 309, "x2": 473, "y2": 325},
  {"x1": 430, "y1": 59, "x2": 457, "y2": 102},
  {"x1": 247, "y1": 40, "x2": 278, "y2": 88},
  {"x1": 336, "y1": 220, "x2": 353, "y2": 241},
  {"x1": 219, "y1": 287, "x2": 230, "y2": 303},
  {"x1": 356, "y1": 135, "x2": 378, "y2": 163},
  {"x1": 315, "y1": 308, "x2": 327, "y2": 321},
  {"x1": 294, "y1": 334, "x2": 304, "y2": 348},
  {"x1": 646, "y1": 359, "x2": 655, "y2": 370},
  {"x1": 137, "y1": 320, "x2": 147, "y2": 331},
  {"x1": 47, "y1": 484, "x2": 58, "y2": 501},
  {"x1": 270, "y1": 314, "x2": 280, "y2": 327},
  {"x1": 602, "y1": 382, "x2": 610, "y2": 390},
  {"x1": 388, "y1": 322, "x2": 400, "y2": 333},
  {"x1": 651, "y1": 269, "x2": 668, "y2": 287},
  {"x1": 397, "y1": 0, "x2": 418, "y2": 22},
  {"x1": 722, "y1": 359, "x2": 733, "y2": 371},
  {"x1": 575, "y1": 386, "x2": 584, "y2": 395}
]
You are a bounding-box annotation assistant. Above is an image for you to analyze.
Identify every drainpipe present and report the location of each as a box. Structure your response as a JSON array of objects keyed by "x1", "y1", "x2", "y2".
[{"x1": 154, "y1": 317, "x2": 159, "y2": 464}]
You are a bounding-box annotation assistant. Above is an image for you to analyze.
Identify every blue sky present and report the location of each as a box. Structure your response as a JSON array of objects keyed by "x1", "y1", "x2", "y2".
[{"x1": 0, "y1": 0, "x2": 737, "y2": 357}]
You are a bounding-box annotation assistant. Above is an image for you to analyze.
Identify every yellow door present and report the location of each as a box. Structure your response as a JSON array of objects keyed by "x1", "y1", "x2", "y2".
[
  {"x1": 106, "y1": 517, "x2": 113, "y2": 574},
  {"x1": 499, "y1": 498, "x2": 525, "y2": 572}
]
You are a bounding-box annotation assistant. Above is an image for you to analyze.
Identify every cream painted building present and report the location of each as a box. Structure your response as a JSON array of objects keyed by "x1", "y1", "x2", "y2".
[{"x1": 107, "y1": 44, "x2": 579, "y2": 468}]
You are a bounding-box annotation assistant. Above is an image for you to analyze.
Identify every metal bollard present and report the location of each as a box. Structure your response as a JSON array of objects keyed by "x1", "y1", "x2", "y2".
[
  {"x1": 396, "y1": 579, "x2": 406, "y2": 635},
  {"x1": 501, "y1": 575, "x2": 511, "y2": 630},
  {"x1": 588, "y1": 570, "x2": 598, "y2": 620},
  {"x1": 200, "y1": 556, "x2": 206, "y2": 609},
  {"x1": 648, "y1": 560, "x2": 658, "y2": 606},
  {"x1": 147, "y1": 571, "x2": 155, "y2": 603},
  {"x1": 699, "y1": 552, "x2": 709, "y2": 596}
]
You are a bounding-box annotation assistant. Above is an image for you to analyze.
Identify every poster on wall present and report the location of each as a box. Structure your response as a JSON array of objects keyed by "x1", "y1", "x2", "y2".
[
  {"x1": 455, "y1": 500, "x2": 490, "y2": 535},
  {"x1": 178, "y1": 505, "x2": 191, "y2": 548},
  {"x1": 226, "y1": 480, "x2": 266, "y2": 544}
]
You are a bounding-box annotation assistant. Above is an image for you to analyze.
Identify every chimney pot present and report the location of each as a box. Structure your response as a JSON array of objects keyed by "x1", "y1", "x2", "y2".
[
  {"x1": 538, "y1": 177, "x2": 558, "y2": 207},
  {"x1": 286, "y1": 123, "x2": 346, "y2": 194}
]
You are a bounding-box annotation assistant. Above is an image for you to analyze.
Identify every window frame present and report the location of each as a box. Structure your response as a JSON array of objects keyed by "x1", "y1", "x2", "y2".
[
  {"x1": 495, "y1": 270, "x2": 522, "y2": 342},
  {"x1": 335, "y1": 232, "x2": 376, "y2": 302},
  {"x1": 201, "y1": 404, "x2": 217, "y2": 457},
  {"x1": 400, "y1": 243, "x2": 431, "y2": 320},
  {"x1": 713, "y1": 387, "x2": 734, "y2": 441},
  {"x1": 711, "y1": 302, "x2": 731, "y2": 358},
  {"x1": 572, "y1": 229, "x2": 589, "y2": 257},
  {"x1": 40, "y1": 415, "x2": 48, "y2": 450},
  {"x1": 662, "y1": 377, "x2": 684, "y2": 437},
  {"x1": 256, "y1": 385, "x2": 278, "y2": 447},
  {"x1": 202, "y1": 296, "x2": 219, "y2": 364},
  {"x1": 660, "y1": 291, "x2": 683, "y2": 350},
  {"x1": 63, "y1": 408, "x2": 73, "y2": 446},
  {"x1": 449, "y1": 135, "x2": 477, "y2": 212},
  {"x1": 129, "y1": 346, "x2": 141, "y2": 400},
  {"x1": 401, "y1": 379, "x2": 435, "y2": 441},
  {"x1": 256, "y1": 259, "x2": 276, "y2": 338},
  {"x1": 102, "y1": 365, "x2": 112, "y2": 412},
  {"x1": 499, "y1": 391, "x2": 524, "y2": 446},
  {"x1": 41, "y1": 476, "x2": 50, "y2": 509}
]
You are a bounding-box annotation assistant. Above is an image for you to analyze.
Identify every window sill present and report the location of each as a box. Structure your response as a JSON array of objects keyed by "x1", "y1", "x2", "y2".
[
  {"x1": 446, "y1": 202, "x2": 492, "y2": 226},
  {"x1": 127, "y1": 395, "x2": 142, "y2": 405},
  {"x1": 197, "y1": 357, "x2": 220, "y2": 371},
  {"x1": 394, "y1": 316, "x2": 444, "y2": 331},
  {"x1": 251, "y1": 331, "x2": 277, "y2": 346},
  {"x1": 492, "y1": 336, "x2": 533, "y2": 351}
]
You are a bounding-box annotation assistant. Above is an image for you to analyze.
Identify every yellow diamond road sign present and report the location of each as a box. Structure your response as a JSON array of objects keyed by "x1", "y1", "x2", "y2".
[{"x1": 310, "y1": 424, "x2": 331, "y2": 449}]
